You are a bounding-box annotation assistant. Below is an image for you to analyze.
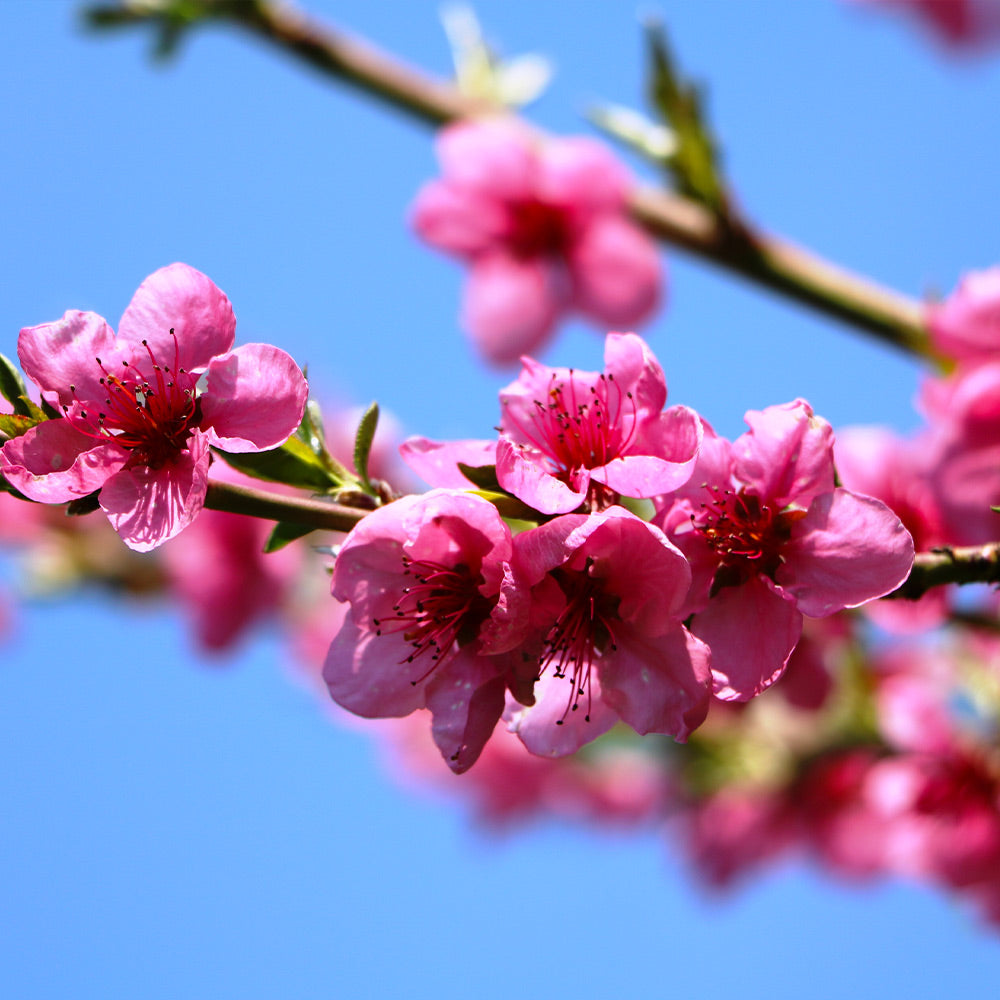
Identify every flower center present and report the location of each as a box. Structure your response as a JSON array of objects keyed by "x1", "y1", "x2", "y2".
[
  {"x1": 66, "y1": 331, "x2": 199, "y2": 469},
  {"x1": 507, "y1": 198, "x2": 570, "y2": 258},
  {"x1": 692, "y1": 486, "x2": 800, "y2": 591},
  {"x1": 504, "y1": 372, "x2": 638, "y2": 494},
  {"x1": 538, "y1": 563, "x2": 619, "y2": 725},
  {"x1": 372, "y1": 556, "x2": 491, "y2": 683}
]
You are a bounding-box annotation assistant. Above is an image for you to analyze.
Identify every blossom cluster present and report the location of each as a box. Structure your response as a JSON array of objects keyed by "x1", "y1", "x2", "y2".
[{"x1": 322, "y1": 332, "x2": 915, "y2": 773}]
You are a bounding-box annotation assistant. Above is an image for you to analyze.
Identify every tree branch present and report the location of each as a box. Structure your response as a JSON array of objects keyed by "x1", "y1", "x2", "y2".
[
  {"x1": 83, "y1": 0, "x2": 934, "y2": 360},
  {"x1": 889, "y1": 544, "x2": 1000, "y2": 601}
]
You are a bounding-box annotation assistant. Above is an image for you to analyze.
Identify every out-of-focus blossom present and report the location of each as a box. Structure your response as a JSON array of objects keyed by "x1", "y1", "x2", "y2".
[
  {"x1": 848, "y1": 0, "x2": 1000, "y2": 50},
  {"x1": 835, "y1": 424, "x2": 949, "y2": 631},
  {"x1": 656, "y1": 400, "x2": 914, "y2": 700},
  {"x1": 928, "y1": 267, "x2": 1000, "y2": 364},
  {"x1": 496, "y1": 332, "x2": 700, "y2": 513},
  {"x1": 323, "y1": 489, "x2": 532, "y2": 773},
  {"x1": 411, "y1": 118, "x2": 662, "y2": 365},
  {"x1": 161, "y1": 463, "x2": 302, "y2": 653},
  {"x1": 505, "y1": 506, "x2": 711, "y2": 757},
  {"x1": 919, "y1": 362, "x2": 1000, "y2": 544},
  {"x1": 386, "y1": 713, "x2": 672, "y2": 829},
  {"x1": 680, "y1": 786, "x2": 796, "y2": 888},
  {"x1": 0, "y1": 264, "x2": 308, "y2": 551}
]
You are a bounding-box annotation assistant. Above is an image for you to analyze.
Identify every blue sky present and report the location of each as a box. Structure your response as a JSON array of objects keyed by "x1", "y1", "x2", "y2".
[{"x1": 2, "y1": 1, "x2": 1000, "y2": 997}]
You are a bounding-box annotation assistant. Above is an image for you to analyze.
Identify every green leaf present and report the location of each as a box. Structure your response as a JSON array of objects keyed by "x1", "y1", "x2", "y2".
[
  {"x1": 214, "y1": 435, "x2": 343, "y2": 492},
  {"x1": 0, "y1": 411, "x2": 46, "y2": 441},
  {"x1": 646, "y1": 19, "x2": 729, "y2": 216},
  {"x1": 297, "y1": 397, "x2": 326, "y2": 454},
  {"x1": 293, "y1": 395, "x2": 358, "y2": 488},
  {"x1": 457, "y1": 463, "x2": 502, "y2": 492},
  {"x1": 353, "y1": 401, "x2": 380, "y2": 494},
  {"x1": 264, "y1": 521, "x2": 315, "y2": 553},
  {"x1": 66, "y1": 492, "x2": 102, "y2": 516},
  {"x1": 0, "y1": 355, "x2": 32, "y2": 417},
  {"x1": 470, "y1": 489, "x2": 541, "y2": 523}
]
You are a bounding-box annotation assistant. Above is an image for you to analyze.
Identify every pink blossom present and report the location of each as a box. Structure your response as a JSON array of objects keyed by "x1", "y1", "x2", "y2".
[
  {"x1": 383, "y1": 714, "x2": 671, "y2": 830},
  {"x1": 0, "y1": 264, "x2": 308, "y2": 551},
  {"x1": 919, "y1": 362, "x2": 1000, "y2": 544},
  {"x1": 861, "y1": 751, "x2": 1000, "y2": 888},
  {"x1": 849, "y1": 0, "x2": 1000, "y2": 49},
  {"x1": 161, "y1": 465, "x2": 302, "y2": 653},
  {"x1": 798, "y1": 749, "x2": 895, "y2": 878},
  {"x1": 496, "y1": 332, "x2": 701, "y2": 513},
  {"x1": 928, "y1": 267, "x2": 1000, "y2": 364},
  {"x1": 411, "y1": 118, "x2": 662, "y2": 364},
  {"x1": 322, "y1": 490, "x2": 532, "y2": 773},
  {"x1": 656, "y1": 400, "x2": 914, "y2": 701},
  {"x1": 504, "y1": 506, "x2": 711, "y2": 757},
  {"x1": 835, "y1": 425, "x2": 949, "y2": 631},
  {"x1": 680, "y1": 787, "x2": 796, "y2": 889}
]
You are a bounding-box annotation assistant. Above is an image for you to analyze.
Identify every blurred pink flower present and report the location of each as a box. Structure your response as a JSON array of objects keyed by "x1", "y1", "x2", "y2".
[
  {"x1": 919, "y1": 362, "x2": 1000, "y2": 544},
  {"x1": 0, "y1": 264, "x2": 308, "y2": 550},
  {"x1": 161, "y1": 465, "x2": 302, "y2": 654},
  {"x1": 835, "y1": 424, "x2": 949, "y2": 631},
  {"x1": 927, "y1": 267, "x2": 1000, "y2": 364},
  {"x1": 849, "y1": 0, "x2": 1000, "y2": 49},
  {"x1": 411, "y1": 118, "x2": 662, "y2": 364},
  {"x1": 385, "y1": 714, "x2": 671, "y2": 830}
]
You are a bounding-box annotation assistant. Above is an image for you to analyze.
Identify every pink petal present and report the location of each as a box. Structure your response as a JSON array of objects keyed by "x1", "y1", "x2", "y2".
[
  {"x1": 117, "y1": 263, "x2": 236, "y2": 371},
  {"x1": 323, "y1": 612, "x2": 429, "y2": 718},
  {"x1": 0, "y1": 419, "x2": 126, "y2": 502},
  {"x1": 568, "y1": 214, "x2": 663, "y2": 328},
  {"x1": 410, "y1": 179, "x2": 507, "y2": 256},
  {"x1": 928, "y1": 267, "x2": 1000, "y2": 364},
  {"x1": 199, "y1": 343, "x2": 308, "y2": 452},
  {"x1": 462, "y1": 253, "x2": 566, "y2": 365},
  {"x1": 504, "y1": 670, "x2": 618, "y2": 758},
  {"x1": 436, "y1": 118, "x2": 537, "y2": 200},
  {"x1": 98, "y1": 432, "x2": 211, "y2": 551},
  {"x1": 778, "y1": 488, "x2": 915, "y2": 617},
  {"x1": 691, "y1": 576, "x2": 803, "y2": 701},
  {"x1": 18, "y1": 311, "x2": 118, "y2": 409},
  {"x1": 598, "y1": 625, "x2": 711, "y2": 741},
  {"x1": 596, "y1": 452, "x2": 696, "y2": 498},
  {"x1": 513, "y1": 507, "x2": 691, "y2": 625},
  {"x1": 604, "y1": 332, "x2": 669, "y2": 414},
  {"x1": 733, "y1": 399, "x2": 835, "y2": 508},
  {"x1": 495, "y1": 436, "x2": 586, "y2": 514},
  {"x1": 426, "y1": 661, "x2": 506, "y2": 774},
  {"x1": 398, "y1": 436, "x2": 497, "y2": 489},
  {"x1": 536, "y1": 136, "x2": 629, "y2": 211}
]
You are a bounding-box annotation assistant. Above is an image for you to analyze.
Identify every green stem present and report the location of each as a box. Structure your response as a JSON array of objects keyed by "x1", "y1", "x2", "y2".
[{"x1": 204, "y1": 478, "x2": 366, "y2": 533}]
